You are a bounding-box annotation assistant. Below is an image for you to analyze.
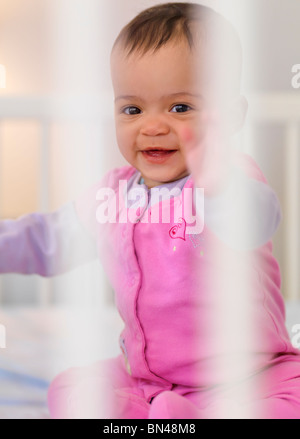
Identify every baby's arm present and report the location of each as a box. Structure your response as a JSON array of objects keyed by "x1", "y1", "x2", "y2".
[
  {"x1": 195, "y1": 168, "x2": 281, "y2": 250},
  {"x1": 0, "y1": 202, "x2": 97, "y2": 276}
]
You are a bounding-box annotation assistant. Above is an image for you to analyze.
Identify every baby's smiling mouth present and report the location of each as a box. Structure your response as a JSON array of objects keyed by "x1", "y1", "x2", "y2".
[{"x1": 140, "y1": 147, "x2": 177, "y2": 163}]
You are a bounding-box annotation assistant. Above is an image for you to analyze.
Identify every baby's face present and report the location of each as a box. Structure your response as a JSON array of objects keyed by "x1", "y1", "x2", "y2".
[{"x1": 111, "y1": 42, "x2": 211, "y2": 188}]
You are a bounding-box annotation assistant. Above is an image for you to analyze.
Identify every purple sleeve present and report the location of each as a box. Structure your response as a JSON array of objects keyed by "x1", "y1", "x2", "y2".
[{"x1": 0, "y1": 202, "x2": 97, "y2": 276}]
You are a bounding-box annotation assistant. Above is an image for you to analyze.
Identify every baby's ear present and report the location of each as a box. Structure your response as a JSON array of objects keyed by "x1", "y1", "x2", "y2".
[{"x1": 227, "y1": 95, "x2": 248, "y2": 135}]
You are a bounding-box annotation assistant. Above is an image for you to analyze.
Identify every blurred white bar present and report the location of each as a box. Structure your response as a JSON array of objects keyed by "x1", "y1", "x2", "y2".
[
  {"x1": 3, "y1": 92, "x2": 298, "y2": 124},
  {"x1": 247, "y1": 92, "x2": 300, "y2": 122},
  {"x1": 247, "y1": 93, "x2": 300, "y2": 302},
  {"x1": 0, "y1": 95, "x2": 113, "y2": 120},
  {"x1": 0, "y1": 120, "x2": 2, "y2": 303},
  {"x1": 39, "y1": 119, "x2": 50, "y2": 213},
  {"x1": 242, "y1": 120, "x2": 255, "y2": 157},
  {"x1": 285, "y1": 122, "x2": 300, "y2": 301},
  {"x1": 0, "y1": 65, "x2": 5, "y2": 89},
  {"x1": 37, "y1": 119, "x2": 51, "y2": 306}
]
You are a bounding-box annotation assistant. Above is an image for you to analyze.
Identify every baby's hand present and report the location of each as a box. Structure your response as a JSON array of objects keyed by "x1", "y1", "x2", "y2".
[{"x1": 180, "y1": 111, "x2": 234, "y2": 197}]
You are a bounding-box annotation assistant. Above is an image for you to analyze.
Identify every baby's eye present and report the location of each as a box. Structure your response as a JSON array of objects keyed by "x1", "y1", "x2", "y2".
[
  {"x1": 123, "y1": 106, "x2": 142, "y2": 115},
  {"x1": 170, "y1": 104, "x2": 192, "y2": 113}
]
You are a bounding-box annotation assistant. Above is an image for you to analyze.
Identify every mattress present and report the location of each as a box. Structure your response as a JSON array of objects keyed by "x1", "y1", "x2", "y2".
[
  {"x1": 0, "y1": 305, "x2": 123, "y2": 419},
  {"x1": 0, "y1": 301, "x2": 299, "y2": 419}
]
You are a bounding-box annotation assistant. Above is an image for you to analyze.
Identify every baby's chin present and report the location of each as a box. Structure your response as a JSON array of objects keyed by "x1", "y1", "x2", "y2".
[{"x1": 141, "y1": 171, "x2": 190, "y2": 188}]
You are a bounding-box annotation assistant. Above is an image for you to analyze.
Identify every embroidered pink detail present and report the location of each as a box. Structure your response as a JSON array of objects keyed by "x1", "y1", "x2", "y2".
[{"x1": 169, "y1": 218, "x2": 186, "y2": 240}]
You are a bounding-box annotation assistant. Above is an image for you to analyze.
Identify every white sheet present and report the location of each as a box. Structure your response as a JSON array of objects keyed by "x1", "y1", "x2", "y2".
[
  {"x1": 0, "y1": 305, "x2": 123, "y2": 419},
  {"x1": 0, "y1": 301, "x2": 299, "y2": 419}
]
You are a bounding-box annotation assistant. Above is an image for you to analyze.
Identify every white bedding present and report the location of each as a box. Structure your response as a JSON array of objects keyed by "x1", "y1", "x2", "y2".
[
  {"x1": 0, "y1": 305, "x2": 124, "y2": 419},
  {"x1": 0, "y1": 301, "x2": 299, "y2": 419}
]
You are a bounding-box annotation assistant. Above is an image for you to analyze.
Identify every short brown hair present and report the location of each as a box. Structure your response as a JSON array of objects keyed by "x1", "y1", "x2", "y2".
[
  {"x1": 113, "y1": 3, "x2": 241, "y2": 54},
  {"x1": 112, "y1": 2, "x2": 243, "y2": 93}
]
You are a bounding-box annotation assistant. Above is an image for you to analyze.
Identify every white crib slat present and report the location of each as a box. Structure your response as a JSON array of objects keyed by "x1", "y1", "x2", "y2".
[
  {"x1": 241, "y1": 120, "x2": 255, "y2": 157},
  {"x1": 284, "y1": 122, "x2": 300, "y2": 301},
  {"x1": 0, "y1": 120, "x2": 2, "y2": 304},
  {"x1": 0, "y1": 65, "x2": 6, "y2": 89},
  {"x1": 39, "y1": 119, "x2": 50, "y2": 212},
  {"x1": 38, "y1": 276, "x2": 52, "y2": 307},
  {"x1": 37, "y1": 119, "x2": 52, "y2": 307}
]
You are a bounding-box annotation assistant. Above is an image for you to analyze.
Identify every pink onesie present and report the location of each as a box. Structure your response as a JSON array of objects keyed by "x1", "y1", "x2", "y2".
[
  {"x1": 46, "y1": 152, "x2": 300, "y2": 419},
  {"x1": 1, "y1": 149, "x2": 299, "y2": 418}
]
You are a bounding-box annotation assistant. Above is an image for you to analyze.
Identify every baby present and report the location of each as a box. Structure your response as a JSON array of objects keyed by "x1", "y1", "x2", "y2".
[{"x1": 1, "y1": 2, "x2": 300, "y2": 419}]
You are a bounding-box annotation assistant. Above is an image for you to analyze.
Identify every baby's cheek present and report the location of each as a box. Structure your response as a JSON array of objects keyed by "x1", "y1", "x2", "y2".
[
  {"x1": 116, "y1": 132, "x2": 134, "y2": 159},
  {"x1": 183, "y1": 119, "x2": 206, "y2": 146}
]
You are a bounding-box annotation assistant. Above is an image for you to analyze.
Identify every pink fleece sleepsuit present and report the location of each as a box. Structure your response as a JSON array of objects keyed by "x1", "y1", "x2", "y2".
[
  {"x1": 49, "y1": 152, "x2": 300, "y2": 419},
  {"x1": 1, "y1": 151, "x2": 300, "y2": 418}
]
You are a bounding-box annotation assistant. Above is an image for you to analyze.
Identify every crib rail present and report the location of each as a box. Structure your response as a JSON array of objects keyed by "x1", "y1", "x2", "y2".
[
  {"x1": 245, "y1": 92, "x2": 300, "y2": 301},
  {"x1": 0, "y1": 94, "x2": 113, "y2": 306},
  {"x1": 0, "y1": 92, "x2": 299, "y2": 304}
]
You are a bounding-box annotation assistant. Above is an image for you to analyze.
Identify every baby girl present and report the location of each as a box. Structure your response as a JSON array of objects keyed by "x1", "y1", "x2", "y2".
[{"x1": 1, "y1": 2, "x2": 300, "y2": 419}]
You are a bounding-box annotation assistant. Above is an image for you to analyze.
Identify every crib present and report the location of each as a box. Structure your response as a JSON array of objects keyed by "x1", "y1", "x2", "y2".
[
  {"x1": 0, "y1": 91, "x2": 299, "y2": 302},
  {"x1": 0, "y1": 91, "x2": 299, "y2": 418}
]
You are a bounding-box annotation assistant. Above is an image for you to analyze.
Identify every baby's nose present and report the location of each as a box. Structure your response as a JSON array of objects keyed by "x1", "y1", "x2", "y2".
[{"x1": 140, "y1": 115, "x2": 170, "y2": 136}]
